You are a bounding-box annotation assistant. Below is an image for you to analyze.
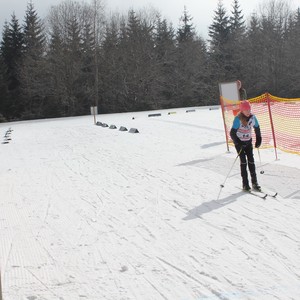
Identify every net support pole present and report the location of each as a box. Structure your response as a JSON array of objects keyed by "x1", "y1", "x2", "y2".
[
  {"x1": 220, "y1": 96, "x2": 230, "y2": 152},
  {"x1": 93, "y1": 107, "x2": 96, "y2": 125},
  {"x1": 266, "y1": 93, "x2": 278, "y2": 160}
]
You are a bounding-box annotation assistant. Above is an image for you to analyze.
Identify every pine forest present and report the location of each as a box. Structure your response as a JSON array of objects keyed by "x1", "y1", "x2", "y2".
[{"x1": 0, "y1": 0, "x2": 300, "y2": 121}]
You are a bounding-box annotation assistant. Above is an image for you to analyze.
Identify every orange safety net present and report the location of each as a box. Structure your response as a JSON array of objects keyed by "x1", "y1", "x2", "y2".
[{"x1": 221, "y1": 93, "x2": 300, "y2": 156}]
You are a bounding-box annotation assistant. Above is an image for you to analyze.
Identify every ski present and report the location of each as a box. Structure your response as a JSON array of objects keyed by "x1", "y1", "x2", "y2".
[
  {"x1": 247, "y1": 189, "x2": 268, "y2": 199},
  {"x1": 237, "y1": 187, "x2": 267, "y2": 199},
  {"x1": 262, "y1": 190, "x2": 278, "y2": 198},
  {"x1": 235, "y1": 186, "x2": 277, "y2": 199},
  {"x1": 252, "y1": 187, "x2": 278, "y2": 198},
  {"x1": 245, "y1": 189, "x2": 278, "y2": 199}
]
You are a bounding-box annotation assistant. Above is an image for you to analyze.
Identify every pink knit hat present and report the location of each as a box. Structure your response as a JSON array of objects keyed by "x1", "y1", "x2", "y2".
[{"x1": 240, "y1": 100, "x2": 251, "y2": 111}]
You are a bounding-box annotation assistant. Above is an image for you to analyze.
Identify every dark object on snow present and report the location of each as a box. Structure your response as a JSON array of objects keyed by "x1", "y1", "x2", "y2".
[
  {"x1": 2, "y1": 127, "x2": 13, "y2": 144},
  {"x1": 96, "y1": 121, "x2": 103, "y2": 126},
  {"x1": 109, "y1": 125, "x2": 117, "y2": 129},
  {"x1": 186, "y1": 109, "x2": 196, "y2": 113},
  {"x1": 0, "y1": 114, "x2": 6, "y2": 123},
  {"x1": 148, "y1": 113, "x2": 161, "y2": 117},
  {"x1": 120, "y1": 266, "x2": 128, "y2": 272},
  {"x1": 101, "y1": 123, "x2": 109, "y2": 127},
  {"x1": 168, "y1": 112, "x2": 176, "y2": 115},
  {"x1": 129, "y1": 128, "x2": 139, "y2": 133},
  {"x1": 119, "y1": 126, "x2": 128, "y2": 132},
  {"x1": 132, "y1": 117, "x2": 135, "y2": 120}
]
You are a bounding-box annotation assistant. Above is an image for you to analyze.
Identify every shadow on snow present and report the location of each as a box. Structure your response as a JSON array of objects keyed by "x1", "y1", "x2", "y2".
[{"x1": 183, "y1": 191, "x2": 245, "y2": 221}]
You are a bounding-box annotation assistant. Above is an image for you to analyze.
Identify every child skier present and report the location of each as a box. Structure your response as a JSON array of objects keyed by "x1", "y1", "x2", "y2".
[{"x1": 230, "y1": 100, "x2": 262, "y2": 191}]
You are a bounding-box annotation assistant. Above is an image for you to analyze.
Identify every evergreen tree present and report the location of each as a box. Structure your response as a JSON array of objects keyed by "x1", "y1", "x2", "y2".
[
  {"x1": 0, "y1": 14, "x2": 24, "y2": 118},
  {"x1": 208, "y1": 0, "x2": 231, "y2": 100},
  {"x1": 260, "y1": 11, "x2": 284, "y2": 94},
  {"x1": 256, "y1": 0, "x2": 292, "y2": 95},
  {"x1": 209, "y1": 0, "x2": 230, "y2": 52},
  {"x1": 116, "y1": 10, "x2": 156, "y2": 111},
  {"x1": 1, "y1": 22, "x2": 11, "y2": 68},
  {"x1": 81, "y1": 20, "x2": 95, "y2": 111},
  {"x1": 227, "y1": 0, "x2": 246, "y2": 80},
  {"x1": 177, "y1": 6, "x2": 195, "y2": 43},
  {"x1": 45, "y1": 0, "x2": 106, "y2": 117},
  {"x1": 230, "y1": 0, "x2": 245, "y2": 32},
  {"x1": 23, "y1": 1, "x2": 45, "y2": 56},
  {"x1": 64, "y1": 14, "x2": 84, "y2": 115},
  {"x1": 175, "y1": 7, "x2": 208, "y2": 107},
  {"x1": 155, "y1": 17, "x2": 175, "y2": 60},
  {"x1": 153, "y1": 16, "x2": 176, "y2": 108},
  {"x1": 284, "y1": 8, "x2": 300, "y2": 96},
  {"x1": 0, "y1": 22, "x2": 10, "y2": 119},
  {"x1": 100, "y1": 17, "x2": 124, "y2": 112},
  {"x1": 21, "y1": 1, "x2": 46, "y2": 119},
  {"x1": 45, "y1": 24, "x2": 67, "y2": 117},
  {"x1": 1, "y1": 15, "x2": 23, "y2": 91},
  {"x1": 243, "y1": 14, "x2": 265, "y2": 96},
  {"x1": 0, "y1": 56, "x2": 10, "y2": 121},
  {"x1": 66, "y1": 15, "x2": 82, "y2": 56}
]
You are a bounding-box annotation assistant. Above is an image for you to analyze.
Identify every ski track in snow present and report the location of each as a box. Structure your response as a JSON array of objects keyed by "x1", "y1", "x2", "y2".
[{"x1": 1, "y1": 108, "x2": 300, "y2": 299}]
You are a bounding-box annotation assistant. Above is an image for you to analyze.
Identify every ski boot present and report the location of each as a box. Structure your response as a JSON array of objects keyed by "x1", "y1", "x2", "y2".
[
  {"x1": 252, "y1": 182, "x2": 261, "y2": 192},
  {"x1": 243, "y1": 184, "x2": 251, "y2": 191}
]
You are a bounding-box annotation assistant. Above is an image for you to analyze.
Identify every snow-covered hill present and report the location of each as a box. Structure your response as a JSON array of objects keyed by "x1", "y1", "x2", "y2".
[{"x1": 1, "y1": 107, "x2": 300, "y2": 300}]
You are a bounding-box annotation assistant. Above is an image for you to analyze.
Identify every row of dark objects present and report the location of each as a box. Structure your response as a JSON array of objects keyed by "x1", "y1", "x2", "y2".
[
  {"x1": 147, "y1": 107, "x2": 219, "y2": 117},
  {"x1": 95, "y1": 108, "x2": 214, "y2": 132},
  {"x1": 96, "y1": 122, "x2": 139, "y2": 133},
  {"x1": 148, "y1": 110, "x2": 195, "y2": 118},
  {"x1": 2, "y1": 128, "x2": 13, "y2": 144}
]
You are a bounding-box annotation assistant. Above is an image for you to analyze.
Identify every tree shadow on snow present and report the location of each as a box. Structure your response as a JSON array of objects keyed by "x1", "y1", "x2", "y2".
[
  {"x1": 177, "y1": 157, "x2": 215, "y2": 166},
  {"x1": 201, "y1": 141, "x2": 225, "y2": 149},
  {"x1": 176, "y1": 153, "x2": 226, "y2": 167},
  {"x1": 183, "y1": 191, "x2": 244, "y2": 221}
]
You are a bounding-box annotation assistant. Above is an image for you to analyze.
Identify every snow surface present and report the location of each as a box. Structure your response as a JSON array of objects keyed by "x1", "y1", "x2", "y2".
[{"x1": 1, "y1": 107, "x2": 300, "y2": 300}]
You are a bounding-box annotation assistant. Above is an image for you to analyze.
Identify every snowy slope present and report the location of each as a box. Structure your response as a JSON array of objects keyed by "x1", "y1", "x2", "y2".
[{"x1": 1, "y1": 107, "x2": 300, "y2": 300}]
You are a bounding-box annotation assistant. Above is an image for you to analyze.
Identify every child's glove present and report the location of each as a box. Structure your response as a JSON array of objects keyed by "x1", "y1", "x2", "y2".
[{"x1": 255, "y1": 136, "x2": 262, "y2": 148}]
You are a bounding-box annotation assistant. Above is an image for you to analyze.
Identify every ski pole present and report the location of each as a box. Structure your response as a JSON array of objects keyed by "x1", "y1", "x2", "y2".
[
  {"x1": 257, "y1": 148, "x2": 264, "y2": 174},
  {"x1": 220, "y1": 148, "x2": 242, "y2": 188}
]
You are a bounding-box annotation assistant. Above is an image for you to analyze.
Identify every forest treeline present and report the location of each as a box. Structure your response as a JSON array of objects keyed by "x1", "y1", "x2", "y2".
[{"x1": 0, "y1": 0, "x2": 299, "y2": 121}]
